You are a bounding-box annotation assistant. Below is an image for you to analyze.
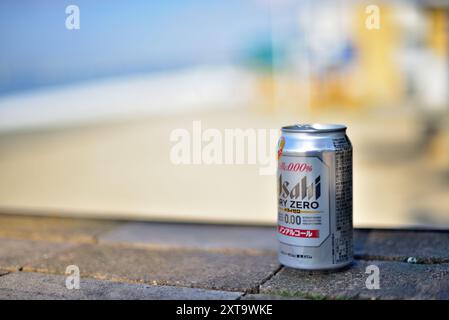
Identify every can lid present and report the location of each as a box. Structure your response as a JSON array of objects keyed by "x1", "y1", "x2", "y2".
[{"x1": 282, "y1": 123, "x2": 346, "y2": 133}]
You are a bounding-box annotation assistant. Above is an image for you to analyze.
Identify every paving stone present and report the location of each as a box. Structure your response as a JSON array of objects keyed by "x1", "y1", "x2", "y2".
[
  {"x1": 241, "y1": 294, "x2": 307, "y2": 300},
  {"x1": 261, "y1": 260, "x2": 449, "y2": 299},
  {"x1": 0, "y1": 272, "x2": 241, "y2": 300},
  {"x1": 354, "y1": 229, "x2": 449, "y2": 263},
  {"x1": 0, "y1": 214, "x2": 121, "y2": 243},
  {"x1": 24, "y1": 244, "x2": 279, "y2": 292},
  {"x1": 99, "y1": 222, "x2": 277, "y2": 252},
  {"x1": 0, "y1": 238, "x2": 74, "y2": 271}
]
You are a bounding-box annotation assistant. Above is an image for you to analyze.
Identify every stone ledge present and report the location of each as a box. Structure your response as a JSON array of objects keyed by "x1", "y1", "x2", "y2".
[
  {"x1": 0, "y1": 237, "x2": 74, "y2": 271},
  {"x1": 23, "y1": 243, "x2": 279, "y2": 293},
  {"x1": 354, "y1": 229, "x2": 449, "y2": 263},
  {"x1": 99, "y1": 222, "x2": 277, "y2": 252},
  {"x1": 241, "y1": 293, "x2": 307, "y2": 300},
  {"x1": 0, "y1": 272, "x2": 241, "y2": 300},
  {"x1": 261, "y1": 261, "x2": 449, "y2": 300},
  {"x1": 0, "y1": 214, "x2": 448, "y2": 299},
  {"x1": 0, "y1": 214, "x2": 121, "y2": 243}
]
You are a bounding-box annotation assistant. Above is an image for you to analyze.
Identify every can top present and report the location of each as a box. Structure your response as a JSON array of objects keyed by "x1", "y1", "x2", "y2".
[{"x1": 281, "y1": 123, "x2": 346, "y2": 133}]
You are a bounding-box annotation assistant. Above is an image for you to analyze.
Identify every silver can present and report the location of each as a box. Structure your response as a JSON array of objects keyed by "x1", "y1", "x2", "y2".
[{"x1": 277, "y1": 124, "x2": 353, "y2": 270}]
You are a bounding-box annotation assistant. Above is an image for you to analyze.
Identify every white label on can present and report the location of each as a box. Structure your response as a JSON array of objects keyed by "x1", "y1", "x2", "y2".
[{"x1": 277, "y1": 155, "x2": 330, "y2": 247}]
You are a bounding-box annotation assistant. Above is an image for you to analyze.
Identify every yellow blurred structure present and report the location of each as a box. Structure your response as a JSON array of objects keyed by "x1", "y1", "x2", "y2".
[
  {"x1": 255, "y1": 1, "x2": 449, "y2": 113},
  {"x1": 352, "y1": 4, "x2": 403, "y2": 107},
  {"x1": 428, "y1": 7, "x2": 448, "y2": 57}
]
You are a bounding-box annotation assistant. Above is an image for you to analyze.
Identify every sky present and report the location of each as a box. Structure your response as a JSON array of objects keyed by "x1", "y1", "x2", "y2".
[{"x1": 0, "y1": 0, "x2": 274, "y2": 95}]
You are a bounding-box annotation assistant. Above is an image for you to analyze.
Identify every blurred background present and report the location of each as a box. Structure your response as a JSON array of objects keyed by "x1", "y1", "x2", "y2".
[{"x1": 0, "y1": 0, "x2": 448, "y2": 228}]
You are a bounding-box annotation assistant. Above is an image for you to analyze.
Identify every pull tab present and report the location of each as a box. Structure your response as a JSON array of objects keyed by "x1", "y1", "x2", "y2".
[{"x1": 295, "y1": 124, "x2": 318, "y2": 131}]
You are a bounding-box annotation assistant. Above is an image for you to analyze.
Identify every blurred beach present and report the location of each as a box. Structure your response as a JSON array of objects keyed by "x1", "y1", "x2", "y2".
[
  {"x1": 1, "y1": 67, "x2": 449, "y2": 228},
  {"x1": 1, "y1": 0, "x2": 449, "y2": 228}
]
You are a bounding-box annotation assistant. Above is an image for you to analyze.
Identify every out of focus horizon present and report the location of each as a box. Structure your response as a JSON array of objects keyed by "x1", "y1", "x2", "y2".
[{"x1": 0, "y1": 0, "x2": 448, "y2": 228}]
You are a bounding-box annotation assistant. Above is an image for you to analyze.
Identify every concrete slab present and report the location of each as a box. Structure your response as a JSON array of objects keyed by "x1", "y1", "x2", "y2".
[
  {"x1": 0, "y1": 272, "x2": 242, "y2": 300},
  {"x1": 99, "y1": 222, "x2": 277, "y2": 252},
  {"x1": 0, "y1": 238, "x2": 73, "y2": 271},
  {"x1": 261, "y1": 260, "x2": 449, "y2": 300},
  {"x1": 355, "y1": 229, "x2": 449, "y2": 263},
  {"x1": 24, "y1": 244, "x2": 279, "y2": 292},
  {"x1": 0, "y1": 214, "x2": 120, "y2": 243}
]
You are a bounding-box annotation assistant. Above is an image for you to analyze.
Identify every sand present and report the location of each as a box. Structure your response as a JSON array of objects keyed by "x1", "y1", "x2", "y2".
[{"x1": 1, "y1": 106, "x2": 448, "y2": 228}]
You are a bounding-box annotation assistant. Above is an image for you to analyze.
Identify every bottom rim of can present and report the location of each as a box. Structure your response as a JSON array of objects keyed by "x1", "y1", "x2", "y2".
[{"x1": 278, "y1": 258, "x2": 353, "y2": 271}]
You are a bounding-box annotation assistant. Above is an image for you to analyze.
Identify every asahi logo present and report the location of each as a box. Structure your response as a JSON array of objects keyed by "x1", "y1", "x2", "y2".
[
  {"x1": 278, "y1": 174, "x2": 322, "y2": 210},
  {"x1": 279, "y1": 175, "x2": 321, "y2": 200}
]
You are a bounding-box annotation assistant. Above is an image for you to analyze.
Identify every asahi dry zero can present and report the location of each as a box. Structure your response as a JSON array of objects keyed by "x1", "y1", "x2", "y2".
[{"x1": 277, "y1": 124, "x2": 353, "y2": 270}]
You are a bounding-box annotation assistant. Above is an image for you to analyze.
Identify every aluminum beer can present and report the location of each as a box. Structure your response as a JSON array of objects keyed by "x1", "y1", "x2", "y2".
[{"x1": 277, "y1": 124, "x2": 353, "y2": 270}]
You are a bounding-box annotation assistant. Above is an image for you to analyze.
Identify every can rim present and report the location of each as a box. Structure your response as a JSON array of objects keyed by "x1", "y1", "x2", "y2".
[{"x1": 281, "y1": 123, "x2": 347, "y2": 133}]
